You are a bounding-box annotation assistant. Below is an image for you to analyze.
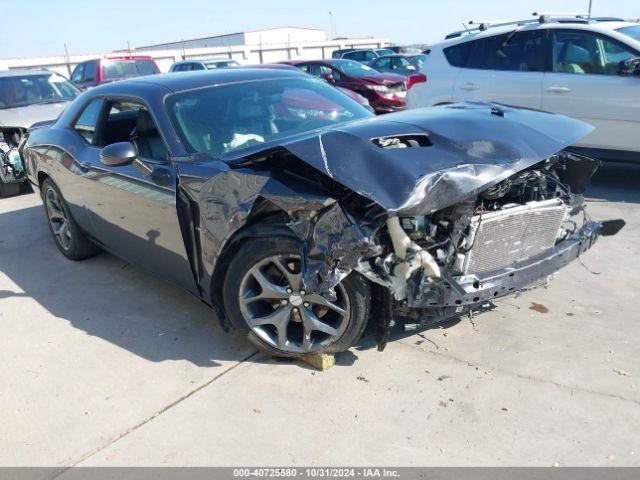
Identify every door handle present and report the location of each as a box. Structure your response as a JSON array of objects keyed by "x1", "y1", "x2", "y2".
[
  {"x1": 459, "y1": 82, "x2": 480, "y2": 91},
  {"x1": 547, "y1": 85, "x2": 571, "y2": 94}
]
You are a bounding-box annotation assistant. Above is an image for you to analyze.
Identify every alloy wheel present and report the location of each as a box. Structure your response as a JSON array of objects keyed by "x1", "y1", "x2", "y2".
[
  {"x1": 44, "y1": 187, "x2": 72, "y2": 251},
  {"x1": 238, "y1": 254, "x2": 350, "y2": 354}
]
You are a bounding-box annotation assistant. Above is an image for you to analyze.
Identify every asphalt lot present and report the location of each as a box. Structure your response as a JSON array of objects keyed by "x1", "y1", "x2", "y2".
[{"x1": 1, "y1": 163, "x2": 639, "y2": 469}]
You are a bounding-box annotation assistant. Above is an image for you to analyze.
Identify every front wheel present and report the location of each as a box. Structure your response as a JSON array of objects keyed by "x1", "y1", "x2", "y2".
[{"x1": 223, "y1": 237, "x2": 371, "y2": 357}]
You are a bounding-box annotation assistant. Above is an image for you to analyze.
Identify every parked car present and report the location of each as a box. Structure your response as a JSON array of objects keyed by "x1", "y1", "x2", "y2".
[
  {"x1": 407, "y1": 16, "x2": 640, "y2": 162},
  {"x1": 169, "y1": 58, "x2": 240, "y2": 72},
  {"x1": 0, "y1": 70, "x2": 81, "y2": 197},
  {"x1": 282, "y1": 59, "x2": 408, "y2": 113},
  {"x1": 70, "y1": 56, "x2": 160, "y2": 89},
  {"x1": 20, "y1": 68, "x2": 623, "y2": 357},
  {"x1": 331, "y1": 48, "x2": 394, "y2": 63},
  {"x1": 239, "y1": 63, "x2": 373, "y2": 110}
]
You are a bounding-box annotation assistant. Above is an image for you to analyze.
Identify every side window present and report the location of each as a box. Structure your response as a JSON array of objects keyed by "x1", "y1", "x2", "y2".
[
  {"x1": 191, "y1": 63, "x2": 205, "y2": 71},
  {"x1": 172, "y1": 64, "x2": 184, "y2": 72},
  {"x1": 297, "y1": 64, "x2": 311, "y2": 74},
  {"x1": 71, "y1": 64, "x2": 84, "y2": 83},
  {"x1": 363, "y1": 51, "x2": 377, "y2": 61},
  {"x1": 83, "y1": 61, "x2": 97, "y2": 81},
  {"x1": 307, "y1": 64, "x2": 323, "y2": 77},
  {"x1": 343, "y1": 51, "x2": 359, "y2": 61},
  {"x1": 554, "y1": 30, "x2": 639, "y2": 75},
  {"x1": 100, "y1": 101, "x2": 167, "y2": 161},
  {"x1": 396, "y1": 57, "x2": 416, "y2": 70},
  {"x1": 467, "y1": 31, "x2": 546, "y2": 71},
  {"x1": 444, "y1": 41, "x2": 475, "y2": 67},
  {"x1": 330, "y1": 67, "x2": 343, "y2": 81},
  {"x1": 73, "y1": 98, "x2": 104, "y2": 145},
  {"x1": 375, "y1": 57, "x2": 392, "y2": 70}
]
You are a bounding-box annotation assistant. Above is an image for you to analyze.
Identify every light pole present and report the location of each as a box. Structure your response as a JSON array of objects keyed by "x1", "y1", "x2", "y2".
[
  {"x1": 329, "y1": 11, "x2": 336, "y2": 39},
  {"x1": 588, "y1": 0, "x2": 593, "y2": 19}
]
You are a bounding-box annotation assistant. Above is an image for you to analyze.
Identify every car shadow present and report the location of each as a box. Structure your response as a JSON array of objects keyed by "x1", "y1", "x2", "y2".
[
  {"x1": 0, "y1": 203, "x2": 254, "y2": 368},
  {"x1": 0, "y1": 202, "x2": 386, "y2": 370},
  {"x1": 586, "y1": 162, "x2": 640, "y2": 204}
]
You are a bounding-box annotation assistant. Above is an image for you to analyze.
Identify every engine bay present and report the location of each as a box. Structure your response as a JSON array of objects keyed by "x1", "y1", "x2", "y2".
[
  {"x1": 357, "y1": 152, "x2": 606, "y2": 330},
  {"x1": 0, "y1": 128, "x2": 27, "y2": 185}
]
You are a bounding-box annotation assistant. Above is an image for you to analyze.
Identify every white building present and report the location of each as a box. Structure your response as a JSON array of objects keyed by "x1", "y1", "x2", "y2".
[
  {"x1": 132, "y1": 26, "x2": 328, "y2": 51},
  {"x1": 0, "y1": 27, "x2": 389, "y2": 75}
]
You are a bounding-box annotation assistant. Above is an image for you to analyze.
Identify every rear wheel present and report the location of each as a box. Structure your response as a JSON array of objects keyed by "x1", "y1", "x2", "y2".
[
  {"x1": 41, "y1": 178, "x2": 99, "y2": 260},
  {"x1": 223, "y1": 237, "x2": 370, "y2": 357}
]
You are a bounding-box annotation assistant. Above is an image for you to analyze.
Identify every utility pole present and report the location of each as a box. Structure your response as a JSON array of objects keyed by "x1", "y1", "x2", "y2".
[
  {"x1": 588, "y1": 0, "x2": 593, "y2": 19},
  {"x1": 329, "y1": 11, "x2": 336, "y2": 39},
  {"x1": 63, "y1": 43, "x2": 71, "y2": 77}
]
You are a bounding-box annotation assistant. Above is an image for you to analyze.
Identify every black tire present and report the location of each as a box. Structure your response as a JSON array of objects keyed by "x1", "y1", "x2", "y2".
[
  {"x1": 0, "y1": 179, "x2": 20, "y2": 198},
  {"x1": 223, "y1": 237, "x2": 371, "y2": 358},
  {"x1": 41, "y1": 178, "x2": 100, "y2": 261}
]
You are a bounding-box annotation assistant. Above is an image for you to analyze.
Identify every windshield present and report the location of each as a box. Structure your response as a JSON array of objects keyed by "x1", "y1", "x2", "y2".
[
  {"x1": 409, "y1": 54, "x2": 428, "y2": 68},
  {"x1": 167, "y1": 77, "x2": 373, "y2": 156},
  {"x1": 101, "y1": 59, "x2": 159, "y2": 81},
  {"x1": 0, "y1": 74, "x2": 80, "y2": 109},
  {"x1": 334, "y1": 61, "x2": 378, "y2": 77},
  {"x1": 617, "y1": 25, "x2": 640, "y2": 43}
]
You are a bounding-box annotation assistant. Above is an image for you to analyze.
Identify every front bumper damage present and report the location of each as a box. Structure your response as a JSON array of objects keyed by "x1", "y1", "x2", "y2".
[{"x1": 406, "y1": 220, "x2": 616, "y2": 310}]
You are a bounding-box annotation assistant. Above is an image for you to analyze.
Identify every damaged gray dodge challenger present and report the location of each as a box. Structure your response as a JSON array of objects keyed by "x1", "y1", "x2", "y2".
[{"x1": 20, "y1": 69, "x2": 625, "y2": 357}]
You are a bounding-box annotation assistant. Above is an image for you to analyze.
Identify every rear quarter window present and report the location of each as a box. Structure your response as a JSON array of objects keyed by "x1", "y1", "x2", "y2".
[{"x1": 443, "y1": 41, "x2": 474, "y2": 67}]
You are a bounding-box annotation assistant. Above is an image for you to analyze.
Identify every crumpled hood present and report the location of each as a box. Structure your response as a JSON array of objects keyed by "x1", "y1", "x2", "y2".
[
  {"x1": 0, "y1": 101, "x2": 70, "y2": 129},
  {"x1": 279, "y1": 103, "x2": 593, "y2": 214}
]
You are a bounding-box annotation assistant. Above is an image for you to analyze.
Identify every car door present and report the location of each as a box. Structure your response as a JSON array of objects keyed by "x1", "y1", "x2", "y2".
[
  {"x1": 78, "y1": 98, "x2": 198, "y2": 294},
  {"x1": 542, "y1": 29, "x2": 640, "y2": 152},
  {"x1": 453, "y1": 29, "x2": 547, "y2": 109}
]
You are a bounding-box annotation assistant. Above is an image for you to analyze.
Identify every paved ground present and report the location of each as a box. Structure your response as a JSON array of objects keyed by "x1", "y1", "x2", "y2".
[{"x1": 1, "y1": 164, "x2": 639, "y2": 470}]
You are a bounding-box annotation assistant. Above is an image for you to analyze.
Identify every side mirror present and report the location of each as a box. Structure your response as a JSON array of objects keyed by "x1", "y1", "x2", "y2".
[
  {"x1": 618, "y1": 57, "x2": 640, "y2": 76},
  {"x1": 100, "y1": 142, "x2": 137, "y2": 167},
  {"x1": 324, "y1": 73, "x2": 336, "y2": 84}
]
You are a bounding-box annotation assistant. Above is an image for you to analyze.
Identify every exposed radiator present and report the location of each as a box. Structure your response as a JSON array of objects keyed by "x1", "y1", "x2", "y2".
[{"x1": 463, "y1": 199, "x2": 568, "y2": 278}]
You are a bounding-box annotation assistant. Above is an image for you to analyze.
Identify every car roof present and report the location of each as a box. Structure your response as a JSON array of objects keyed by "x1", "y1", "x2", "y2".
[
  {"x1": 90, "y1": 68, "x2": 309, "y2": 94},
  {"x1": 437, "y1": 20, "x2": 640, "y2": 48},
  {"x1": 0, "y1": 69, "x2": 56, "y2": 78}
]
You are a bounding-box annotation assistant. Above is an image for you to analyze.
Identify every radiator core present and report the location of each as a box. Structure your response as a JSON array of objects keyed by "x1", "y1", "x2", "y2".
[{"x1": 463, "y1": 199, "x2": 568, "y2": 278}]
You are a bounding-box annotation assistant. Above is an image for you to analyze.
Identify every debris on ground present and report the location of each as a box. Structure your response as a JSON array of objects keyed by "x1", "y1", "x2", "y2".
[
  {"x1": 613, "y1": 369, "x2": 631, "y2": 377},
  {"x1": 253, "y1": 408, "x2": 262, "y2": 414},
  {"x1": 357, "y1": 375, "x2": 369, "y2": 383},
  {"x1": 529, "y1": 302, "x2": 550, "y2": 313},
  {"x1": 437, "y1": 375, "x2": 451, "y2": 381}
]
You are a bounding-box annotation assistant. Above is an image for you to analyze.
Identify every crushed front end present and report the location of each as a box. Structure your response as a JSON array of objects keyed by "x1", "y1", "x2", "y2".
[{"x1": 354, "y1": 152, "x2": 624, "y2": 342}]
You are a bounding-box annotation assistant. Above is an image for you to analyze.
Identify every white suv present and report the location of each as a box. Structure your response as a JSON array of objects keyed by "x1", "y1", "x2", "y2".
[{"x1": 407, "y1": 17, "x2": 640, "y2": 162}]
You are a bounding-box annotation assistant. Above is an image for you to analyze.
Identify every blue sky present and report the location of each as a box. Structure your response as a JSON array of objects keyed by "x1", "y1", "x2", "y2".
[{"x1": 1, "y1": 0, "x2": 638, "y2": 58}]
